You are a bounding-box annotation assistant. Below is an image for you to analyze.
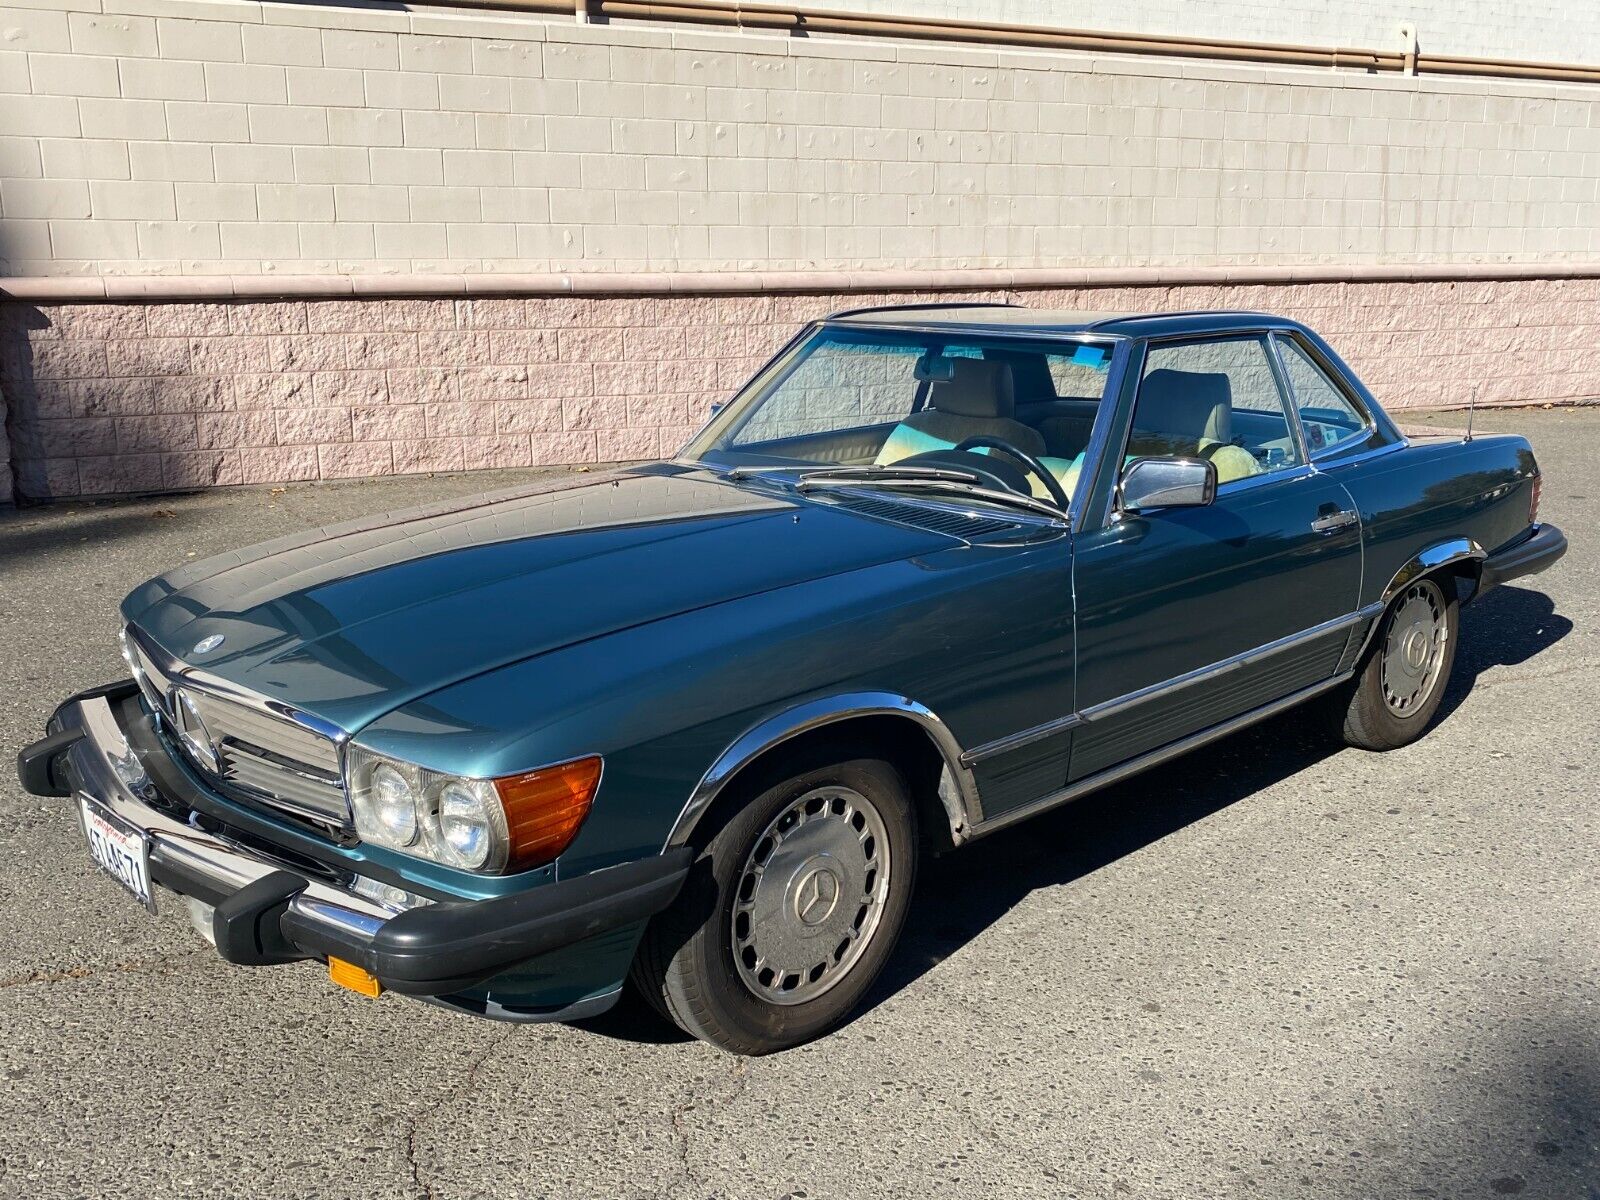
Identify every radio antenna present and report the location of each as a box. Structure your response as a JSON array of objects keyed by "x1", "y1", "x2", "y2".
[{"x1": 1464, "y1": 382, "x2": 1476, "y2": 443}]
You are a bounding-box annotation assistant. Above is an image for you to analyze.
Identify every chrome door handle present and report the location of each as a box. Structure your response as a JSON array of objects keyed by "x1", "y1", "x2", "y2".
[{"x1": 1310, "y1": 509, "x2": 1359, "y2": 534}]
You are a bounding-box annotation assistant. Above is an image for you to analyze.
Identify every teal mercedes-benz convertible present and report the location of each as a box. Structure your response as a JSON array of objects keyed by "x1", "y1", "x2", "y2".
[{"x1": 19, "y1": 304, "x2": 1566, "y2": 1054}]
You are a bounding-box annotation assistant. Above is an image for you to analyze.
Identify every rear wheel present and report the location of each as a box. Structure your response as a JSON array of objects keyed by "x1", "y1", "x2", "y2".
[
  {"x1": 631, "y1": 747, "x2": 917, "y2": 1055},
  {"x1": 1338, "y1": 575, "x2": 1459, "y2": 750}
]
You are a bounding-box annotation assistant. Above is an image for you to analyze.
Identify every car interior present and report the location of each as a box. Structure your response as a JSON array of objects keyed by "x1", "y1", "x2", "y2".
[{"x1": 712, "y1": 336, "x2": 1309, "y2": 506}]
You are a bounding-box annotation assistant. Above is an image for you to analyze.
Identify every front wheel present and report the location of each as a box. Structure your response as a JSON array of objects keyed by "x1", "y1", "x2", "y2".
[
  {"x1": 630, "y1": 747, "x2": 918, "y2": 1055},
  {"x1": 1337, "y1": 575, "x2": 1460, "y2": 750}
]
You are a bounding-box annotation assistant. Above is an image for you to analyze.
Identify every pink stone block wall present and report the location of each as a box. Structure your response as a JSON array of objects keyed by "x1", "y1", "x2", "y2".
[{"x1": 2, "y1": 278, "x2": 1598, "y2": 501}]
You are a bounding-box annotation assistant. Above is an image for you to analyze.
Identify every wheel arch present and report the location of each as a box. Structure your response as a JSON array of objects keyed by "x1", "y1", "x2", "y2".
[
  {"x1": 1382, "y1": 536, "x2": 1486, "y2": 607},
  {"x1": 662, "y1": 693, "x2": 981, "y2": 853}
]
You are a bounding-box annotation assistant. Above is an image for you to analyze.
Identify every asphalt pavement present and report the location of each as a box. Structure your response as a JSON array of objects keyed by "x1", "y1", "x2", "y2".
[{"x1": 0, "y1": 409, "x2": 1594, "y2": 1200}]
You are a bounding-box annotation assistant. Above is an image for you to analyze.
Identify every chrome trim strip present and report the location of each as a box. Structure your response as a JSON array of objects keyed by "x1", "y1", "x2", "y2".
[
  {"x1": 58, "y1": 695, "x2": 392, "y2": 938},
  {"x1": 796, "y1": 477, "x2": 1068, "y2": 524},
  {"x1": 964, "y1": 671, "x2": 1355, "y2": 841},
  {"x1": 664, "y1": 692, "x2": 981, "y2": 849},
  {"x1": 1078, "y1": 606, "x2": 1380, "y2": 725},
  {"x1": 1381, "y1": 537, "x2": 1487, "y2": 605},
  {"x1": 958, "y1": 606, "x2": 1383, "y2": 766},
  {"x1": 1336, "y1": 538, "x2": 1489, "y2": 667},
  {"x1": 960, "y1": 713, "x2": 1084, "y2": 766}
]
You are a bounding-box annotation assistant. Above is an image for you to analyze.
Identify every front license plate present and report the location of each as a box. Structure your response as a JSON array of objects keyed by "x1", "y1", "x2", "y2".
[{"x1": 79, "y1": 795, "x2": 156, "y2": 913}]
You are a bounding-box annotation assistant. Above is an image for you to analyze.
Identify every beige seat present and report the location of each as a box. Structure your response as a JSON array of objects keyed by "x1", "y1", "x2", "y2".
[
  {"x1": 875, "y1": 359, "x2": 1045, "y2": 465},
  {"x1": 1127, "y1": 369, "x2": 1261, "y2": 484},
  {"x1": 875, "y1": 359, "x2": 1081, "y2": 500}
]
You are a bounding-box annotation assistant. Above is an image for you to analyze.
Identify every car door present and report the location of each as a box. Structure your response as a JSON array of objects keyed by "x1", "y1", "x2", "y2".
[{"x1": 1068, "y1": 334, "x2": 1365, "y2": 781}]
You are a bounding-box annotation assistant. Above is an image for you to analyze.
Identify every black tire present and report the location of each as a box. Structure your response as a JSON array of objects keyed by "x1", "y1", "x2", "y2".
[
  {"x1": 1338, "y1": 574, "x2": 1460, "y2": 751},
  {"x1": 630, "y1": 744, "x2": 918, "y2": 1055}
]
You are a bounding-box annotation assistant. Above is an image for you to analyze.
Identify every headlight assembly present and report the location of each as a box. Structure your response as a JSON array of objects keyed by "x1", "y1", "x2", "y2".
[{"x1": 345, "y1": 747, "x2": 601, "y2": 875}]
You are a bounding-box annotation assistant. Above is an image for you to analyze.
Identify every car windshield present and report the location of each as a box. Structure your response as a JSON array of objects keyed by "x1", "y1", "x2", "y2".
[{"x1": 682, "y1": 324, "x2": 1117, "y2": 504}]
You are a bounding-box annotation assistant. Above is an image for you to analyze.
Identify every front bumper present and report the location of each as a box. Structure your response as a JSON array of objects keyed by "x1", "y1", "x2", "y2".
[
  {"x1": 1480, "y1": 522, "x2": 1567, "y2": 592},
  {"x1": 19, "y1": 687, "x2": 691, "y2": 1010}
]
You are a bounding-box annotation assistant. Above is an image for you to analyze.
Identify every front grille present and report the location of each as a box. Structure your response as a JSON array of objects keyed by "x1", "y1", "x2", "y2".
[
  {"x1": 181, "y1": 689, "x2": 347, "y2": 826},
  {"x1": 123, "y1": 626, "x2": 350, "y2": 831}
]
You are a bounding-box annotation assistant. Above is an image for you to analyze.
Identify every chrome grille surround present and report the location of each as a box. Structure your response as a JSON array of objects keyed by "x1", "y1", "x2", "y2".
[{"x1": 122, "y1": 626, "x2": 352, "y2": 832}]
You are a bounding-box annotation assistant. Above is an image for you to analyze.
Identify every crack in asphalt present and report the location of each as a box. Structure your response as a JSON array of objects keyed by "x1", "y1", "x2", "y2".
[
  {"x1": 668, "y1": 1057, "x2": 750, "y2": 1200},
  {"x1": 401, "y1": 1026, "x2": 517, "y2": 1200}
]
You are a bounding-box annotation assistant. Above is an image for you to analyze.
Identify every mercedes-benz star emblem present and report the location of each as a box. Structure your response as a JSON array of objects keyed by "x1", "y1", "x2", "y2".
[
  {"x1": 192, "y1": 634, "x2": 225, "y2": 654},
  {"x1": 794, "y1": 867, "x2": 841, "y2": 927}
]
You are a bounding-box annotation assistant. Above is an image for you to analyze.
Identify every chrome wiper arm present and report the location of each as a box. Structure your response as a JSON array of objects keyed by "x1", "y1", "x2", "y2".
[
  {"x1": 795, "y1": 475, "x2": 1066, "y2": 521},
  {"x1": 795, "y1": 465, "x2": 986, "y2": 485}
]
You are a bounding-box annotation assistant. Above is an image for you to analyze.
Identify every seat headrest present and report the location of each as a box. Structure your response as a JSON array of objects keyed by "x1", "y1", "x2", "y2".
[
  {"x1": 927, "y1": 359, "x2": 1016, "y2": 419},
  {"x1": 1135, "y1": 369, "x2": 1232, "y2": 444}
]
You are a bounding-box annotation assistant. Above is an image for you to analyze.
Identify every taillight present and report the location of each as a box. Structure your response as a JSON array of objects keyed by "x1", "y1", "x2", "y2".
[{"x1": 1529, "y1": 473, "x2": 1542, "y2": 525}]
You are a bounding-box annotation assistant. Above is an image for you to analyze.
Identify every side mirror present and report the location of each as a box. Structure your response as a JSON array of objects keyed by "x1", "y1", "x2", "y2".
[
  {"x1": 708, "y1": 401, "x2": 726, "y2": 417},
  {"x1": 1119, "y1": 456, "x2": 1216, "y2": 513}
]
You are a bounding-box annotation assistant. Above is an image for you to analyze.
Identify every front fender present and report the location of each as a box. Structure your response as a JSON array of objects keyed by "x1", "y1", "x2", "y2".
[{"x1": 661, "y1": 690, "x2": 979, "y2": 851}]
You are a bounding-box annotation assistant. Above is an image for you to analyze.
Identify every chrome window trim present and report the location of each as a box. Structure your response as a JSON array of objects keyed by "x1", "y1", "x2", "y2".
[
  {"x1": 1304, "y1": 439, "x2": 1410, "y2": 472},
  {"x1": 1106, "y1": 332, "x2": 1311, "y2": 524},
  {"x1": 1211, "y1": 461, "x2": 1316, "y2": 499},
  {"x1": 665, "y1": 692, "x2": 981, "y2": 849},
  {"x1": 1269, "y1": 331, "x2": 1382, "y2": 462},
  {"x1": 959, "y1": 604, "x2": 1384, "y2": 767}
]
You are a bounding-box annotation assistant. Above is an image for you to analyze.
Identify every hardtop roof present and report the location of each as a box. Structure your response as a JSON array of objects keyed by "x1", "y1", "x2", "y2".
[{"x1": 823, "y1": 304, "x2": 1304, "y2": 339}]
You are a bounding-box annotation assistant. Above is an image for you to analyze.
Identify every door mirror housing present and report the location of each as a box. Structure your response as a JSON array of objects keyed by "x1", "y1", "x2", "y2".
[{"x1": 1119, "y1": 456, "x2": 1217, "y2": 513}]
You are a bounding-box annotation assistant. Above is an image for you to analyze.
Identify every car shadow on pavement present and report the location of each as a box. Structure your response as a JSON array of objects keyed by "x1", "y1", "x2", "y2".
[
  {"x1": 1434, "y1": 583, "x2": 1573, "y2": 725},
  {"x1": 578, "y1": 585, "x2": 1571, "y2": 1048}
]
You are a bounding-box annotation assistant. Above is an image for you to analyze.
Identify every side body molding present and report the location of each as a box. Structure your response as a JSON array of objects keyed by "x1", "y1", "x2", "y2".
[{"x1": 663, "y1": 692, "x2": 982, "y2": 850}]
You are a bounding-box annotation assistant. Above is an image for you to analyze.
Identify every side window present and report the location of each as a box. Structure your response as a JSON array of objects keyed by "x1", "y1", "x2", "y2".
[
  {"x1": 1275, "y1": 337, "x2": 1370, "y2": 456},
  {"x1": 1130, "y1": 337, "x2": 1303, "y2": 485}
]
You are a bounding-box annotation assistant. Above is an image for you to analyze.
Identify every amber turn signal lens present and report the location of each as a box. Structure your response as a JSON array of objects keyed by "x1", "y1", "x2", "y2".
[
  {"x1": 493, "y1": 756, "x2": 602, "y2": 870},
  {"x1": 329, "y1": 956, "x2": 382, "y2": 998}
]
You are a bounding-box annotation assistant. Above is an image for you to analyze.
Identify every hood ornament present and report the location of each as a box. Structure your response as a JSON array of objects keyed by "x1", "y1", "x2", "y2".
[{"x1": 192, "y1": 634, "x2": 225, "y2": 655}]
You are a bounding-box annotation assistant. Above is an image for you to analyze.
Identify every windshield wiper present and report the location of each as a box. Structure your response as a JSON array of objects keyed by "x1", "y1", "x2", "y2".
[
  {"x1": 794, "y1": 470, "x2": 1066, "y2": 521},
  {"x1": 726, "y1": 464, "x2": 983, "y2": 484},
  {"x1": 796, "y1": 465, "x2": 987, "y2": 485}
]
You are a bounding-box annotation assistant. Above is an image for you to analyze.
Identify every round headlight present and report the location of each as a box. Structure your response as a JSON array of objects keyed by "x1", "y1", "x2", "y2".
[
  {"x1": 437, "y1": 781, "x2": 495, "y2": 869},
  {"x1": 369, "y1": 762, "x2": 419, "y2": 846}
]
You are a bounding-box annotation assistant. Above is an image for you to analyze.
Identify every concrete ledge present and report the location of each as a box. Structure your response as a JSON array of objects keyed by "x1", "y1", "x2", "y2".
[{"x1": 7, "y1": 262, "x2": 1600, "y2": 303}]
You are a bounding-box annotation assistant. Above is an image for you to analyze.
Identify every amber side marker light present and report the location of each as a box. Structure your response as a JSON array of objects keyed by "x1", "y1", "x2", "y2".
[
  {"x1": 494, "y1": 755, "x2": 603, "y2": 870},
  {"x1": 329, "y1": 956, "x2": 383, "y2": 998}
]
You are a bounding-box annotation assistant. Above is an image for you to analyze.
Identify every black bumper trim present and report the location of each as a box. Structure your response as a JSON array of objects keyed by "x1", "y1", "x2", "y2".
[
  {"x1": 26, "y1": 688, "x2": 695, "y2": 999},
  {"x1": 17, "y1": 727, "x2": 85, "y2": 798},
  {"x1": 280, "y1": 849, "x2": 693, "y2": 995},
  {"x1": 1481, "y1": 523, "x2": 1567, "y2": 592}
]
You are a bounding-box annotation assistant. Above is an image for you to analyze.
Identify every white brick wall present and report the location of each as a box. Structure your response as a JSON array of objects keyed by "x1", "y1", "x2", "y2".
[{"x1": 2, "y1": 0, "x2": 1600, "y2": 278}]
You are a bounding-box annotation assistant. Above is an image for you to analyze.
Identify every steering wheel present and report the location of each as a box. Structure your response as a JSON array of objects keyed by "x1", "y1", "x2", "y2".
[{"x1": 953, "y1": 436, "x2": 1071, "y2": 510}]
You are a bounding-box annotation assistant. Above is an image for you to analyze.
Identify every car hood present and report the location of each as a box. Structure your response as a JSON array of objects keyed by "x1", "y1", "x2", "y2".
[{"x1": 122, "y1": 467, "x2": 954, "y2": 732}]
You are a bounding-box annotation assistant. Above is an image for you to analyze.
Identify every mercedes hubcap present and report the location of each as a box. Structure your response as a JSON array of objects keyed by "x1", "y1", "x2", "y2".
[
  {"x1": 1381, "y1": 581, "x2": 1448, "y2": 715},
  {"x1": 731, "y1": 785, "x2": 890, "y2": 1007}
]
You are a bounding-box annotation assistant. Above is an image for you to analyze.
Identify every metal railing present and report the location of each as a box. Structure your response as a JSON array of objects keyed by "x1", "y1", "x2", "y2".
[{"x1": 391, "y1": 0, "x2": 1600, "y2": 86}]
